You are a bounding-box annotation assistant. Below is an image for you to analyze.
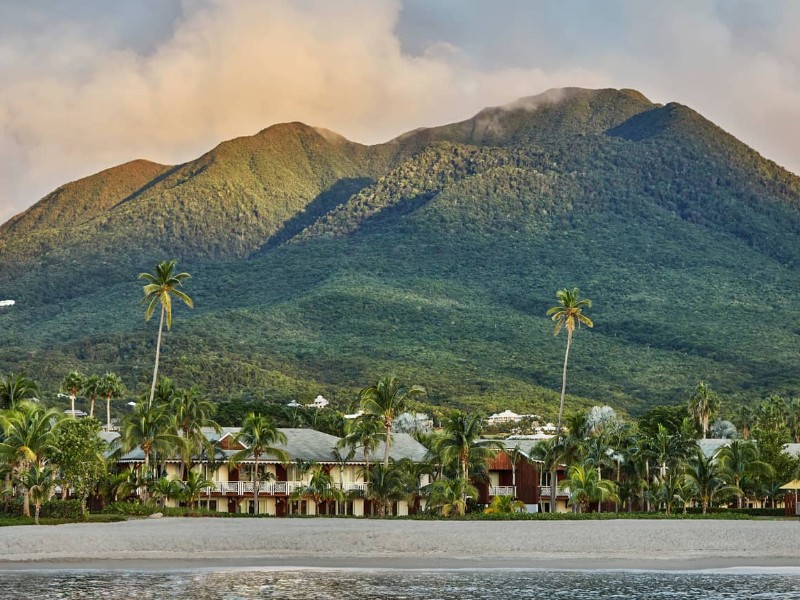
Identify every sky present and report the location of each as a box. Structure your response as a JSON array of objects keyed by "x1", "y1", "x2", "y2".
[{"x1": 1, "y1": 0, "x2": 799, "y2": 225}]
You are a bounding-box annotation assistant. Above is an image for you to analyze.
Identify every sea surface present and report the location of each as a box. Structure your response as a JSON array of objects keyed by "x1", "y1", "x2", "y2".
[{"x1": 2, "y1": 568, "x2": 799, "y2": 599}]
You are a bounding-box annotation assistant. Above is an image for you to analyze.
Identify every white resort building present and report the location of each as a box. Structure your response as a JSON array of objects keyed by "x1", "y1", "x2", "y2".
[{"x1": 108, "y1": 427, "x2": 429, "y2": 517}]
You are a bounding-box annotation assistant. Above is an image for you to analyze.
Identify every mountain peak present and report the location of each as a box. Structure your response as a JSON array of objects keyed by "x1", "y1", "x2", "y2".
[{"x1": 392, "y1": 87, "x2": 657, "y2": 147}]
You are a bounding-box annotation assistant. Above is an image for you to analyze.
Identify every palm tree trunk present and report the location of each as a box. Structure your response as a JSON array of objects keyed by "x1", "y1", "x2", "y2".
[
  {"x1": 70, "y1": 394, "x2": 76, "y2": 418},
  {"x1": 147, "y1": 306, "x2": 165, "y2": 409},
  {"x1": 383, "y1": 426, "x2": 391, "y2": 469},
  {"x1": 550, "y1": 330, "x2": 572, "y2": 513},
  {"x1": 89, "y1": 397, "x2": 95, "y2": 419},
  {"x1": 253, "y1": 455, "x2": 260, "y2": 515},
  {"x1": 106, "y1": 395, "x2": 112, "y2": 431},
  {"x1": 34, "y1": 503, "x2": 40, "y2": 525}
]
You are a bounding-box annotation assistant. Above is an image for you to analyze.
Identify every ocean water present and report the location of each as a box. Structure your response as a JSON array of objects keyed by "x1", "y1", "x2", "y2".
[{"x1": 2, "y1": 568, "x2": 799, "y2": 599}]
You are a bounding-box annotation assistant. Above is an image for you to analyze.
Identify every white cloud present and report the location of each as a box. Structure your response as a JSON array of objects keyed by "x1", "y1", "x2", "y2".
[
  {"x1": 0, "y1": 1, "x2": 798, "y2": 226},
  {"x1": 0, "y1": 1, "x2": 612, "y2": 224}
]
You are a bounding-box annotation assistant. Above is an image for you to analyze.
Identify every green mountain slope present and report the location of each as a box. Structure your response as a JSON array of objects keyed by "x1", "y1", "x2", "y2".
[{"x1": 1, "y1": 87, "x2": 798, "y2": 417}]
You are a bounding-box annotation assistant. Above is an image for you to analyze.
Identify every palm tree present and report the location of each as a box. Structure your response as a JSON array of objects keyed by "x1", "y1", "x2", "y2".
[
  {"x1": 0, "y1": 373, "x2": 39, "y2": 410},
  {"x1": 684, "y1": 448, "x2": 737, "y2": 513},
  {"x1": 120, "y1": 400, "x2": 175, "y2": 501},
  {"x1": 546, "y1": 287, "x2": 593, "y2": 512},
  {"x1": 339, "y1": 413, "x2": 383, "y2": 483},
  {"x1": 170, "y1": 386, "x2": 220, "y2": 477},
  {"x1": 97, "y1": 372, "x2": 124, "y2": 431},
  {"x1": 641, "y1": 423, "x2": 694, "y2": 479},
  {"x1": 563, "y1": 462, "x2": 618, "y2": 513},
  {"x1": 152, "y1": 477, "x2": 185, "y2": 508},
  {"x1": 330, "y1": 446, "x2": 355, "y2": 514},
  {"x1": 231, "y1": 413, "x2": 289, "y2": 515},
  {"x1": 484, "y1": 494, "x2": 526, "y2": 515},
  {"x1": 427, "y1": 477, "x2": 477, "y2": 517},
  {"x1": 82, "y1": 375, "x2": 100, "y2": 419},
  {"x1": 395, "y1": 457, "x2": 433, "y2": 514},
  {"x1": 436, "y1": 412, "x2": 501, "y2": 502},
  {"x1": 359, "y1": 375, "x2": 426, "y2": 468},
  {"x1": 181, "y1": 470, "x2": 215, "y2": 510},
  {"x1": 650, "y1": 471, "x2": 688, "y2": 515},
  {"x1": 529, "y1": 435, "x2": 573, "y2": 510},
  {"x1": 688, "y1": 381, "x2": 720, "y2": 439},
  {"x1": 507, "y1": 443, "x2": 528, "y2": 489},
  {"x1": 17, "y1": 463, "x2": 55, "y2": 525},
  {"x1": 290, "y1": 466, "x2": 342, "y2": 516},
  {"x1": 139, "y1": 260, "x2": 193, "y2": 409},
  {"x1": 362, "y1": 462, "x2": 406, "y2": 516},
  {"x1": 716, "y1": 440, "x2": 773, "y2": 508},
  {"x1": 61, "y1": 371, "x2": 85, "y2": 417},
  {"x1": 0, "y1": 401, "x2": 62, "y2": 516}
]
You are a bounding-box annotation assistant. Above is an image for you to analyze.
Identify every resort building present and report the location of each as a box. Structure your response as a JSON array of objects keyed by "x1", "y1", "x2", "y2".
[
  {"x1": 475, "y1": 439, "x2": 569, "y2": 513},
  {"x1": 109, "y1": 427, "x2": 429, "y2": 516}
]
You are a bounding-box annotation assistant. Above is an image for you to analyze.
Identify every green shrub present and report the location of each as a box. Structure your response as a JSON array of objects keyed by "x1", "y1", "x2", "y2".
[
  {"x1": 103, "y1": 502, "x2": 159, "y2": 516},
  {"x1": 40, "y1": 499, "x2": 84, "y2": 520}
]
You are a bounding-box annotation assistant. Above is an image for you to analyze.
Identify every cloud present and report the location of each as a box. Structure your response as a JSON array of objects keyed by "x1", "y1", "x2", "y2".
[
  {"x1": 1, "y1": 1, "x2": 798, "y2": 226},
  {"x1": 0, "y1": 1, "x2": 612, "y2": 224}
]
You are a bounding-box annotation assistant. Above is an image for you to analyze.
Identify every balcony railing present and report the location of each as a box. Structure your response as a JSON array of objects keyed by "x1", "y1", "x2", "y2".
[
  {"x1": 488, "y1": 486, "x2": 516, "y2": 497},
  {"x1": 539, "y1": 485, "x2": 569, "y2": 498},
  {"x1": 198, "y1": 481, "x2": 368, "y2": 496}
]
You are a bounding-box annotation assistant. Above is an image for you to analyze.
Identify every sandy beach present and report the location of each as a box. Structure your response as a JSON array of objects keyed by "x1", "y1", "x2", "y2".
[{"x1": 1, "y1": 517, "x2": 799, "y2": 571}]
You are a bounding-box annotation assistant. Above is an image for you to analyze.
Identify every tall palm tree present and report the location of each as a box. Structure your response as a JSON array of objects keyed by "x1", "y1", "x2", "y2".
[
  {"x1": 231, "y1": 413, "x2": 289, "y2": 515},
  {"x1": 359, "y1": 375, "x2": 426, "y2": 468},
  {"x1": 546, "y1": 287, "x2": 593, "y2": 512},
  {"x1": 139, "y1": 260, "x2": 193, "y2": 409},
  {"x1": 61, "y1": 371, "x2": 85, "y2": 417},
  {"x1": 688, "y1": 381, "x2": 720, "y2": 439},
  {"x1": 97, "y1": 372, "x2": 124, "y2": 431}
]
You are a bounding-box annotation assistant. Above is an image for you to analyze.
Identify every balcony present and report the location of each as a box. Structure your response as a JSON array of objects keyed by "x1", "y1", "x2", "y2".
[
  {"x1": 199, "y1": 481, "x2": 368, "y2": 496},
  {"x1": 488, "y1": 485, "x2": 516, "y2": 497},
  {"x1": 539, "y1": 485, "x2": 569, "y2": 498}
]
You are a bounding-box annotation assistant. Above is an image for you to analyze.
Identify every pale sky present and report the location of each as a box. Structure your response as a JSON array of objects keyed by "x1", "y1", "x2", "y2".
[{"x1": 1, "y1": 0, "x2": 798, "y2": 225}]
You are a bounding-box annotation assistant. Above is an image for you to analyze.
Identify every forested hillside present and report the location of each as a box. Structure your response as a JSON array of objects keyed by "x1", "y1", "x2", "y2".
[{"x1": 1, "y1": 88, "x2": 798, "y2": 417}]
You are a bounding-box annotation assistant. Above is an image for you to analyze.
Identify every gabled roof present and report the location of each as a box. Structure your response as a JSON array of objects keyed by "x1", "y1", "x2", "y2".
[
  {"x1": 113, "y1": 427, "x2": 429, "y2": 465},
  {"x1": 371, "y1": 433, "x2": 429, "y2": 463}
]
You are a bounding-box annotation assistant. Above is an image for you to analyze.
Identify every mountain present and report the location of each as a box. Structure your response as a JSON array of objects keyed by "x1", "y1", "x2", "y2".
[{"x1": 1, "y1": 87, "x2": 799, "y2": 418}]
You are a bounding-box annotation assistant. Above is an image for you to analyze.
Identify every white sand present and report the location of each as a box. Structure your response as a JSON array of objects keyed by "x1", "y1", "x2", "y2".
[{"x1": 1, "y1": 517, "x2": 799, "y2": 570}]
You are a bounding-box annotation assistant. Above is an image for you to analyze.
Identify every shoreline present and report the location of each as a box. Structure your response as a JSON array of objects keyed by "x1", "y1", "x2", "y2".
[
  {"x1": 3, "y1": 556, "x2": 800, "y2": 573},
  {"x1": 2, "y1": 517, "x2": 799, "y2": 573}
]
